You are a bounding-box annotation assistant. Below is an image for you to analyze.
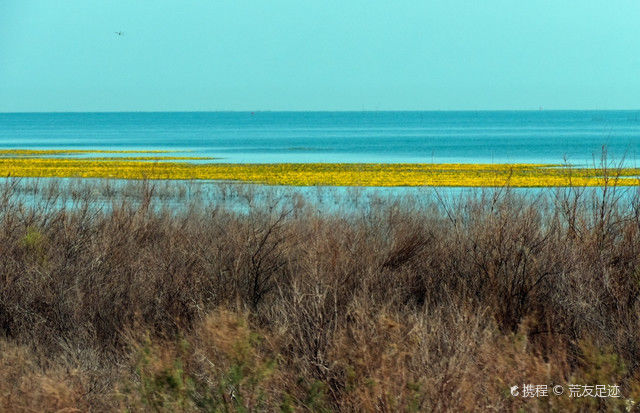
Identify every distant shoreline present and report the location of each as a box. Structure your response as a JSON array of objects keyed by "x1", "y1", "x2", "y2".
[{"x1": 2, "y1": 109, "x2": 640, "y2": 115}]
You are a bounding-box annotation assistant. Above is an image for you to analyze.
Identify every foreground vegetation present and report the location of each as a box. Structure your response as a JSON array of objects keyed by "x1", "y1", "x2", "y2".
[
  {"x1": 2, "y1": 148, "x2": 640, "y2": 186},
  {"x1": 2, "y1": 176, "x2": 640, "y2": 411}
]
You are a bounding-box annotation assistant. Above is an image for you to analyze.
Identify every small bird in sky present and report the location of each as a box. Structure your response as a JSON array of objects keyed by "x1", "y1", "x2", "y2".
[{"x1": 115, "y1": 31, "x2": 124, "y2": 36}]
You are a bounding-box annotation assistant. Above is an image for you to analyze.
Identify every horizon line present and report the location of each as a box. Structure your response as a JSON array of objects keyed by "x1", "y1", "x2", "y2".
[{"x1": 2, "y1": 108, "x2": 640, "y2": 115}]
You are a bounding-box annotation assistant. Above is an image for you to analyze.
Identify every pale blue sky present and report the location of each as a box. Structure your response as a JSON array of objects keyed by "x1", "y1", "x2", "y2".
[{"x1": 1, "y1": 0, "x2": 640, "y2": 112}]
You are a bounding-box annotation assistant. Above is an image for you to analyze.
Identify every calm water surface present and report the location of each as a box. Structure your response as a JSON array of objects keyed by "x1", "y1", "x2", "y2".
[{"x1": 1, "y1": 111, "x2": 640, "y2": 166}]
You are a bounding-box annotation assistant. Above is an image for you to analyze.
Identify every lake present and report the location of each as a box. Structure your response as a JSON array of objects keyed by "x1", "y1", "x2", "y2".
[{"x1": 1, "y1": 111, "x2": 640, "y2": 166}]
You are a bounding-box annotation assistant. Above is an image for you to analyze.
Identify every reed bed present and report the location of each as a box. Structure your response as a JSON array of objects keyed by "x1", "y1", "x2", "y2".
[{"x1": 1, "y1": 173, "x2": 640, "y2": 412}]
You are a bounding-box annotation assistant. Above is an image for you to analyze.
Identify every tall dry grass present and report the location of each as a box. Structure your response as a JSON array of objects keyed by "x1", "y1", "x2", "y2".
[{"x1": 1, "y1": 173, "x2": 640, "y2": 411}]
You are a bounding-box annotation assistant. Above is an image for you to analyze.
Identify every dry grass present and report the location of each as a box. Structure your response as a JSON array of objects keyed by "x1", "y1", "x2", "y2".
[{"x1": 2, "y1": 174, "x2": 640, "y2": 412}]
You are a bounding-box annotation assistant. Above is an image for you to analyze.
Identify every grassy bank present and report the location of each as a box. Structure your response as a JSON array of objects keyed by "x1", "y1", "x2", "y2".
[
  {"x1": 2, "y1": 149, "x2": 640, "y2": 186},
  {"x1": 1, "y1": 178, "x2": 640, "y2": 411}
]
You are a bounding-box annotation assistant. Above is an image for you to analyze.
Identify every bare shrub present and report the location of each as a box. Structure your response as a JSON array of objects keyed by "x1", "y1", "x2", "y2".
[{"x1": 1, "y1": 175, "x2": 640, "y2": 411}]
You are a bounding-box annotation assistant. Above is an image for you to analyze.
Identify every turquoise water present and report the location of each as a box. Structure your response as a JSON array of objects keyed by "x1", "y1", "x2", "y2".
[{"x1": 1, "y1": 111, "x2": 640, "y2": 165}]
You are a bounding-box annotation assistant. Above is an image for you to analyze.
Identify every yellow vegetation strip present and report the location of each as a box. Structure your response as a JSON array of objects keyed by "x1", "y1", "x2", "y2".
[
  {"x1": 0, "y1": 155, "x2": 639, "y2": 186},
  {"x1": 74, "y1": 156, "x2": 217, "y2": 161}
]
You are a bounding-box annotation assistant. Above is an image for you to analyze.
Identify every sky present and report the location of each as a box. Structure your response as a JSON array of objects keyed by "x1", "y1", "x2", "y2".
[{"x1": 1, "y1": 0, "x2": 640, "y2": 112}]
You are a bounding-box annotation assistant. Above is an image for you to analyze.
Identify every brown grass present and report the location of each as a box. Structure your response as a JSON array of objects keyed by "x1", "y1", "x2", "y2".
[{"x1": 2, "y1": 175, "x2": 640, "y2": 411}]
